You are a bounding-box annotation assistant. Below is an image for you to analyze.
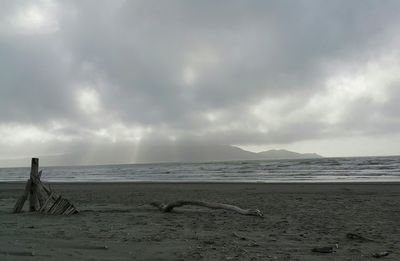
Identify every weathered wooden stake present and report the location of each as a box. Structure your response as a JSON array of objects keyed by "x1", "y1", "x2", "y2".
[{"x1": 29, "y1": 158, "x2": 39, "y2": 211}]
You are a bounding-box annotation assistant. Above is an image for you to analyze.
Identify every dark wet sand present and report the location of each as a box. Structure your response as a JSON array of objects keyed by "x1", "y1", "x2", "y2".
[{"x1": 1, "y1": 182, "x2": 399, "y2": 260}]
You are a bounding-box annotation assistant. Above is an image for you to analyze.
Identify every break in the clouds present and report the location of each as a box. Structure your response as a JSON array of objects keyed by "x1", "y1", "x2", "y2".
[{"x1": 1, "y1": 0, "x2": 400, "y2": 165}]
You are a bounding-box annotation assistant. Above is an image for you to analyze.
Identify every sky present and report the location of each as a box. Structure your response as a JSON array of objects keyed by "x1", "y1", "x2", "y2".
[{"x1": 1, "y1": 0, "x2": 400, "y2": 166}]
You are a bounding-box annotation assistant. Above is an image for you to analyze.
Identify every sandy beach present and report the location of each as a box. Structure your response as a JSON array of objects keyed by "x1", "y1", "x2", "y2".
[{"x1": 0, "y1": 182, "x2": 399, "y2": 260}]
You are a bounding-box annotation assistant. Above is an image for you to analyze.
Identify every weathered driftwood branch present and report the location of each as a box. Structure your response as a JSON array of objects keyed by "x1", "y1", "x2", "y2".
[{"x1": 150, "y1": 200, "x2": 264, "y2": 218}]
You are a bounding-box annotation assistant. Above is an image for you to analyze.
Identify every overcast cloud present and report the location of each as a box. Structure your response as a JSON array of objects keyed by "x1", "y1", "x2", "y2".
[{"x1": 1, "y1": 0, "x2": 400, "y2": 166}]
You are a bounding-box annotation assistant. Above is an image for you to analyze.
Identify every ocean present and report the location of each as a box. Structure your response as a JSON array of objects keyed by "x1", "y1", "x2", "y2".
[{"x1": 0, "y1": 156, "x2": 399, "y2": 183}]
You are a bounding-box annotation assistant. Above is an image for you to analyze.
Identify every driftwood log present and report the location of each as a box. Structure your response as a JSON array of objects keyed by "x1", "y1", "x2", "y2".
[
  {"x1": 150, "y1": 200, "x2": 264, "y2": 218},
  {"x1": 12, "y1": 158, "x2": 78, "y2": 215}
]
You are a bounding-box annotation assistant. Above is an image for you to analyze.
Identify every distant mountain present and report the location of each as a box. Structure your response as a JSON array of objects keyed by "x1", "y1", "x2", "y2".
[
  {"x1": 132, "y1": 144, "x2": 322, "y2": 163},
  {"x1": 256, "y1": 149, "x2": 322, "y2": 160},
  {"x1": 0, "y1": 143, "x2": 322, "y2": 167}
]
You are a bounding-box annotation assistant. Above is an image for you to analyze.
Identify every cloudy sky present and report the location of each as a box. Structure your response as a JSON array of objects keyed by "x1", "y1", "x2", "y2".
[{"x1": 1, "y1": 0, "x2": 400, "y2": 166}]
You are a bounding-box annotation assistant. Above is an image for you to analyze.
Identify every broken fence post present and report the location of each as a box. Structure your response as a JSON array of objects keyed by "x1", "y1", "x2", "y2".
[{"x1": 12, "y1": 158, "x2": 78, "y2": 215}]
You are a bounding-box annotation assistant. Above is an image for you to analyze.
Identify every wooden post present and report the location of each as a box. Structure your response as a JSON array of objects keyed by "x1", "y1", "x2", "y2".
[{"x1": 29, "y1": 158, "x2": 39, "y2": 212}]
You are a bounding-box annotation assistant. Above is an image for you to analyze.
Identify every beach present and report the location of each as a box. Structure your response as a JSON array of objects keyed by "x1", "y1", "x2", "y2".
[{"x1": 0, "y1": 182, "x2": 399, "y2": 260}]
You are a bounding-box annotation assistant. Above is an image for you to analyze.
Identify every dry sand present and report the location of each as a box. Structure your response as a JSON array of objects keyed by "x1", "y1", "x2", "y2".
[{"x1": 0, "y1": 182, "x2": 399, "y2": 260}]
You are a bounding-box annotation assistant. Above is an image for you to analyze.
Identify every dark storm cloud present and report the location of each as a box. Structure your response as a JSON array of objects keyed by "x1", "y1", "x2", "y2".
[
  {"x1": 59, "y1": 0, "x2": 400, "y2": 130},
  {"x1": 0, "y1": 35, "x2": 74, "y2": 122},
  {"x1": 1, "y1": 0, "x2": 400, "y2": 160}
]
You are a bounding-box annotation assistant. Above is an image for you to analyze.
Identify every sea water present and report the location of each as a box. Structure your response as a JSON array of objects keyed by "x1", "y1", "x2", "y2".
[{"x1": 0, "y1": 156, "x2": 399, "y2": 183}]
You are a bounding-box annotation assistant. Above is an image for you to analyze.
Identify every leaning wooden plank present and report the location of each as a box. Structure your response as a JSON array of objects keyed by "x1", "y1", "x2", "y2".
[
  {"x1": 60, "y1": 201, "x2": 75, "y2": 215},
  {"x1": 62, "y1": 202, "x2": 75, "y2": 215},
  {"x1": 51, "y1": 198, "x2": 63, "y2": 214},
  {"x1": 35, "y1": 178, "x2": 51, "y2": 194},
  {"x1": 41, "y1": 199, "x2": 55, "y2": 214},
  {"x1": 13, "y1": 197, "x2": 26, "y2": 213},
  {"x1": 51, "y1": 197, "x2": 69, "y2": 215},
  {"x1": 52, "y1": 199, "x2": 65, "y2": 215},
  {"x1": 64, "y1": 205, "x2": 75, "y2": 216},
  {"x1": 30, "y1": 169, "x2": 46, "y2": 204},
  {"x1": 49, "y1": 197, "x2": 64, "y2": 215},
  {"x1": 36, "y1": 181, "x2": 56, "y2": 200},
  {"x1": 36, "y1": 187, "x2": 77, "y2": 215},
  {"x1": 54, "y1": 199, "x2": 69, "y2": 215},
  {"x1": 46, "y1": 196, "x2": 62, "y2": 214},
  {"x1": 150, "y1": 200, "x2": 264, "y2": 217},
  {"x1": 63, "y1": 206, "x2": 72, "y2": 215},
  {"x1": 43, "y1": 199, "x2": 56, "y2": 213},
  {"x1": 45, "y1": 200, "x2": 58, "y2": 214},
  {"x1": 65, "y1": 204, "x2": 78, "y2": 216},
  {"x1": 69, "y1": 208, "x2": 79, "y2": 215},
  {"x1": 69, "y1": 205, "x2": 78, "y2": 215},
  {"x1": 61, "y1": 203, "x2": 72, "y2": 215},
  {"x1": 38, "y1": 192, "x2": 55, "y2": 212},
  {"x1": 42, "y1": 182, "x2": 52, "y2": 195},
  {"x1": 61, "y1": 200, "x2": 78, "y2": 215},
  {"x1": 12, "y1": 179, "x2": 32, "y2": 213}
]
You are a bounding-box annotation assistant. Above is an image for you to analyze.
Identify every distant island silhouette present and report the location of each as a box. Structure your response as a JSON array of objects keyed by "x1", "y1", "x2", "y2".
[{"x1": 0, "y1": 143, "x2": 322, "y2": 167}]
